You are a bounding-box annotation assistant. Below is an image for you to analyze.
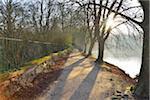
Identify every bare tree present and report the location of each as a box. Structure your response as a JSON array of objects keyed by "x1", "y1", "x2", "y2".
[
  {"x1": 134, "y1": 0, "x2": 149, "y2": 99},
  {"x1": 0, "y1": 0, "x2": 26, "y2": 69},
  {"x1": 74, "y1": 0, "x2": 143, "y2": 64}
]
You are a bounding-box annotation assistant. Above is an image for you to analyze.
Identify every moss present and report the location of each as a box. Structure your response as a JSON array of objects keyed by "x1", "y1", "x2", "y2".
[
  {"x1": 0, "y1": 72, "x2": 10, "y2": 82},
  {"x1": 52, "y1": 53, "x2": 59, "y2": 57},
  {"x1": 57, "y1": 52, "x2": 62, "y2": 56},
  {"x1": 30, "y1": 56, "x2": 51, "y2": 65},
  {"x1": 111, "y1": 95, "x2": 119, "y2": 99}
]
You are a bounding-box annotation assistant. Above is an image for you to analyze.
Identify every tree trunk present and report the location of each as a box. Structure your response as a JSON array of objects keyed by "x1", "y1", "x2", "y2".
[
  {"x1": 87, "y1": 38, "x2": 96, "y2": 56},
  {"x1": 96, "y1": 38, "x2": 104, "y2": 64},
  {"x1": 88, "y1": 41, "x2": 94, "y2": 56},
  {"x1": 83, "y1": 40, "x2": 87, "y2": 54},
  {"x1": 134, "y1": 0, "x2": 149, "y2": 99}
]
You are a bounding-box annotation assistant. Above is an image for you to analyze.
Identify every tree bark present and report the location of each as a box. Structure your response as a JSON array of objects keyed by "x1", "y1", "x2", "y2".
[
  {"x1": 96, "y1": 38, "x2": 104, "y2": 64},
  {"x1": 39, "y1": 0, "x2": 44, "y2": 32},
  {"x1": 88, "y1": 40, "x2": 94, "y2": 56},
  {"x1": 87, "y1": 37, "x2": 96, "y2": 56},
  {"x1": 134, "y1": 0, "x2": 149, "y2": 99}
]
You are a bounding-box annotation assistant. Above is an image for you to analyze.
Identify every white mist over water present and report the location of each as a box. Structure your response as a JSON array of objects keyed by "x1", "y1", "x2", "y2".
[{"x1": 91, "y1": 40, "x2": 142, "y2": 78}]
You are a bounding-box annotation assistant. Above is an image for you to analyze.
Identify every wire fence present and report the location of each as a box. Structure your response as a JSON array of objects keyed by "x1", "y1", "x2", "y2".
[{"x1": 0, "y1": 37, "x2": 59, "y2": 45}]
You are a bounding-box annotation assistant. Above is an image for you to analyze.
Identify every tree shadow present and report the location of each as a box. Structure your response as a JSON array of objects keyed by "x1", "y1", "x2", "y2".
[
  {"x1": 48, "y1": 57, "x2": 86, "y2": 100},
  {"x1": 69, "y1": 63, "x2": 100, "y2": 100}
]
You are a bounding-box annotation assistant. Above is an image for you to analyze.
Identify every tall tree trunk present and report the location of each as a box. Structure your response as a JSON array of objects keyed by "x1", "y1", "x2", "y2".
[
  {"x1": 83, "y1": 35, "x2": 87, "y2": 53},
  {"x1": 87, "y1": 37, "x2": 96, "y2": 56},
  {"x1": 134, "y1": 0, "x2": 149, "y2": 99},
  {"x1": 45, "y1": 0, "x2": 52, "y2": 31},
  {"x1": 88, "y1": 41, "x2": 94, "y2": 56},
  {"x1": 39, "y1": 0, "x2": 43, "y2": 32},
  {"x1": 96, "y1": 38, "x2": 104, "y2": 64}
]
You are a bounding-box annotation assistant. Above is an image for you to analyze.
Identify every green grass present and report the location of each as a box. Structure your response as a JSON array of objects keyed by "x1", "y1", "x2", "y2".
[{"x1": 28, "y1": 55, "x2": 51, "y2": 65}]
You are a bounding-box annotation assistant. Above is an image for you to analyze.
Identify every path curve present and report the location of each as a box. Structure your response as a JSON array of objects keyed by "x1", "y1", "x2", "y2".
[{"x1": 37, "y1": 50, "x2": 134, "y2": 100}]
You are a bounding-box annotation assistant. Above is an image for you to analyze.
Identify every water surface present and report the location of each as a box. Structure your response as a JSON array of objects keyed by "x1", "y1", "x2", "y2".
[{"x1": 91, "y1": 37, "x2": 142, "y2": 78}]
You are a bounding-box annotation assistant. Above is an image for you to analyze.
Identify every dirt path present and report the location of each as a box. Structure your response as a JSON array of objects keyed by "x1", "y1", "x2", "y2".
[{"x1": 37, "y1": 50, "x2": 135, "y2": 100}]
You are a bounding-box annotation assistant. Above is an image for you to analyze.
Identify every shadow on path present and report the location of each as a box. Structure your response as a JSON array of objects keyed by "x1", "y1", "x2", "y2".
[
  {"x1": 69, "y1": 63, "x2": 100, "y2": 100},
  {"x1": 49, "y1": 57, "x2": 86, "y2": 100}
]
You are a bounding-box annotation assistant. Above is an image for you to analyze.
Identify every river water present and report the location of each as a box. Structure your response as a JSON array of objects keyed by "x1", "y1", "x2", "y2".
[{"x1": 90, "y1": 35, "x2": 143, "y2": 78}]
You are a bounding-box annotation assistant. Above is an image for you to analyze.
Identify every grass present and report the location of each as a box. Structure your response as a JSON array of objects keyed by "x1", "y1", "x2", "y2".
[{"x1": 28, "y1": 55, "x2": 51, "y2": 65}]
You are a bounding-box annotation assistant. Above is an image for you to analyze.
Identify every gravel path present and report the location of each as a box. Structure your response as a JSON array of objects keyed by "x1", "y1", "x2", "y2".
[{"x1": 37, "y1": 51, "x2": 134, "y2": 100}]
